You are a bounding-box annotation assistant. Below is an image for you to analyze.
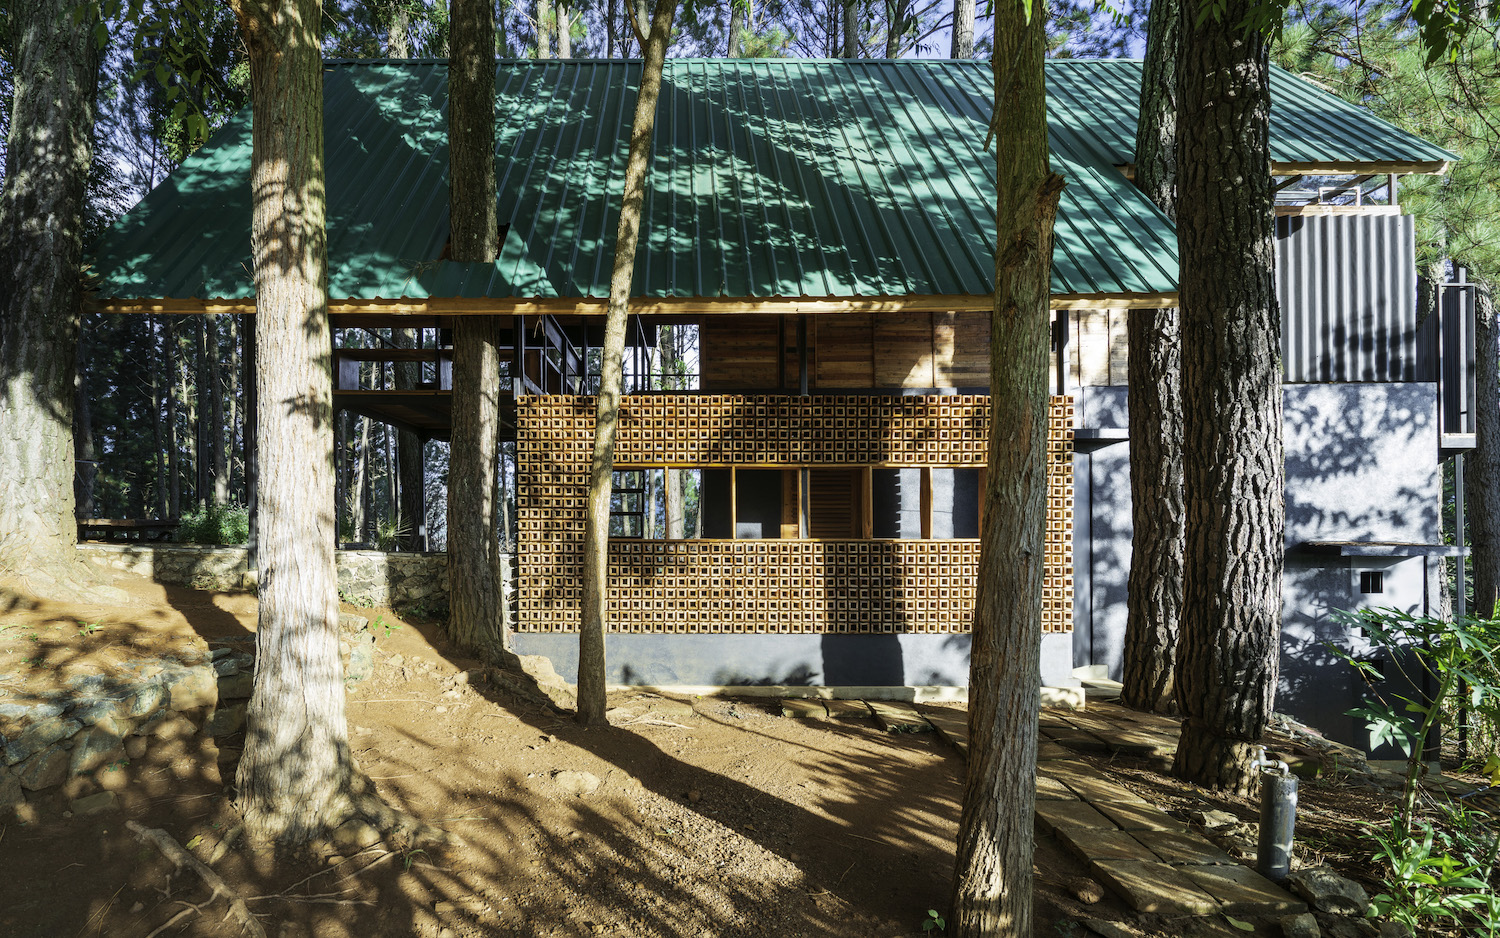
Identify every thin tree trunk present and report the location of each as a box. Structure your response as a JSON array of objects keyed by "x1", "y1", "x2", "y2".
[
  {"x1": 229, "y1": 0, "x2": 398, "y2": 845},
  {"x1": 150, "y1": 319, "x2": 168, "y2": 517},
  {"x1": 1122, "y1": 0, "x2": 1183, "y2": 716},
  {"x1": 227, "y1": 315, "x2": 242, "y2": 502},
  {"x1": 659, "y1": 324, "x2": 685, "y2": 537},
  {"x1": 949, "y1": 3, "x2": 1062, "y2": 933},
  {"x1": 210, "y1": 317, "x2": 230, "y2": 505},
  {"x1": 394, "y1": 329, "x2": 425, "y2": 550},
  {"x1": 195, "y1": 316, "x2": 210, "y2": 508},
  {"x1": 447, "y1": 0, "x2": 510, "y2": 663},
  {"x1": 949, "y1": 0, "x2": 972, "y2": 58},
  {"x1": 727, "y1": 1, "x2": 744, "y2": 56},
  {"x1": 74, "y1": 333, "x2": 96, "y2": 521},
  {"x1": 884, "y1": 0, "x2": 900, "y2": 57},
  {"x1": 843, "y1": 0, "x2": 858, "y2": 57},
  {"x1": 167, "y1": 317, "x2": 181, "y2": 518},
  {"x1": 1172, "y1": 0, "x2": 1284, "y2": 795},
  {"x1": 1467, "y1": 285, "x2": 1500, "y2": 617},
  {"x1": 556, "y1": 1, "x2": 571, "y2": 57},
  {"x1": 536, "y1": 0, "x2": 552, "y2": 57},
  {"x1": 633, "y1": 0, "x2": 650, "y2": 51},
  {"x1": 579, "y1": 0, "x2": 678, "y2": 726},
  {"x1": 354, "y1": 414, "x2": 370, "y2": 540},
  {"x1": 387, "y1": 1, "x2": 412, "y2": 57},
  {"x1": 0, "y1": 0, "x2": 110, "y2": 597}
]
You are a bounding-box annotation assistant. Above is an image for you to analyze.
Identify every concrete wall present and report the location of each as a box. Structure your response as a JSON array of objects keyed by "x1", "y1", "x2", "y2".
[
  {"x1": 511, "y1": 630, "x2": 1075, "y2": 691},
  {"x1": 1072, "y1": 382, "x2": 1443, "y2": 750}
]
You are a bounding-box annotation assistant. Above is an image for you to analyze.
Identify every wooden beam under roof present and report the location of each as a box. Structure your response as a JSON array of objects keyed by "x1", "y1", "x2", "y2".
[
  {"x1": 89, "y1": 291, "x2": 1182, "y2": 316},
  {"x1": 1119, "y1": 160, "x2": 1450, "y2": 178}
]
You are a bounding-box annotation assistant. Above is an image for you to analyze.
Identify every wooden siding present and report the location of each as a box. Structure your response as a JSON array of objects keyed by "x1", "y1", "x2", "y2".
[
  {"x1": 514, "y1": 393, "x2": 1075, "y2": 635},
  {"x1": 1069, "y1": 308, "x2": 1130, "y2": 388}
]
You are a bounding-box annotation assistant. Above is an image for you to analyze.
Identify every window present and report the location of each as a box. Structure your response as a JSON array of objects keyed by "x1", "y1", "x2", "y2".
[{"x1": 1359, "y1": 571, "x2": 1385, "y2": 594}]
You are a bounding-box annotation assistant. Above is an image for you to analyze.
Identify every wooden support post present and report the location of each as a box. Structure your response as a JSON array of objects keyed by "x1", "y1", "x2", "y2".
[
  {"x1": 920, "y1": 467, "x2": 933, "y2": 539},
  {"x1": 859, "y1": 466, "x2": 873, "y2": 539},
  {"x1": 513, "y1": 315, "x2": 526, "y2": 397},
  {"x1": 798, "y1": 315, "x2": 810, "y2": 538},
  {"x1": 729, "y1": 466, "x2": 738, "y2": 539},
  {"x1": 781, "y1": 469, "x2": 800, "y2": 539}
]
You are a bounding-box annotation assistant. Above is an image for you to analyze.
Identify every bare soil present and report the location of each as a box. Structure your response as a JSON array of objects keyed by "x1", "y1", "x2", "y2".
[{"x1": 0, "y1": 576, "x2": 1483, "y2": 938}]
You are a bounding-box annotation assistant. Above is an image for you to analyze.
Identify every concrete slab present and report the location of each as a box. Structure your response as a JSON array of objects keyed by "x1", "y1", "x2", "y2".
[
  {"x1": 780, "y1": 699, "x2": 829, "y2": 720},
  {"x1": 1050, "y1": 732, "x2": 1113, "y2": 754},
  {"x1": 866, "y1": 700, "x2": 931, "y2": 733},
  {"x1": 1035, "y1": 799, "x2": 1119, "y2": 835},
  {"x1": 823, "y1": 699, "x2": 872, "y2": 720},
  {"x1": 1091, "y1": 860, "x2": 1220, "y2": 915},
  {"x1": 1035, "y1": 776, "x2": 1080, "y2": 801},
  {"x1": 1093, "y1": 801, "x2": 1188, "y2": 833},
  {"x1": 1182, "y1": 864, "x2": 1305, "y2": 915},
  {"x1": 1132, "y1": 830, "x2": 1239, "y2": 866},
  {"x1": 1055, "y1": 827, "x2": 1162, "y2": 863},
  {"x1": 1058, "y1": 773, "x2": 1151, "y2": 805}
]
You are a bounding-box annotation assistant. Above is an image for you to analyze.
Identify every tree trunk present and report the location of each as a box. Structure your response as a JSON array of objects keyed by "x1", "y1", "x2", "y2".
[
  {"x1": 195, "y1": 317, "x2": 210, "y2": 508},
  {"x1": 633, "y1": 0, "x2": 650, "y2": 52},
  {"x1": 229, "y1": 0, "x2": 394, "y2": 845},
  {"x1": 949, "y1": 0, "x2": 973, "y2": 58},
  {"x1": 210, "y1": 317, "x2": 230, "y2": 505},
  {"x1": 843, "y1": 0, "x2": 858, "y2": 57},
  {"x1": 948, "y1": 5, "x2": 1062, "y2": 935},
  {"x1": 355, "y1": 414, "x2": 370, "y2": 540},
  {"x1": 227, "y1": 315, "x2": 243, "y2": 502},
  {"x1": 556, "y1": 1, "x2": 571, "y2": 57},
  {"x1": 884, "y1": 0, "x2": 900, "y2": 58},
  {"x1": 1172, "y1": 0, "x2": 1284, "y2": 795},
  {"x1": 447, "y1": 0, "x2": 509, "y2": 662},
  {"x1": 727, "y1": 1, "x2": 744, "y2": 56},
  {"x1": 1467, "y1": 285, "x2": 1500, "y2": 618},
  {"x1": 73, "y1": 326, "x2": 96, "y2": 521},
  {"x1": 578, "y1": 0, "x2": 678, "y2": 726},
  {"x1": 167, "y1": 317, "x2": 181, "y2": 518},
  {"x1": 0, "y1": 0, "x2": 109, "y2": 597},
  {"x1": 1122, "y1": 0, "x2": 1183, "y2": 716},
  {"x1": 394, "y1": 329, "x2": 426, "y2": 550},
  {"x1": 387, "y1": 1, "x2": 412, "y2": 57},
  {"x1": 150, "y1": 320, "x2": 168, "y2": 518},
  {"x1": 536, "y1": 0, "x2": 552, "y2": 57}
]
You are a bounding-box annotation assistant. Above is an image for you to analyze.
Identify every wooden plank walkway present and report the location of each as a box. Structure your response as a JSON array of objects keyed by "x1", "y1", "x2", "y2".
[{"x1": 773, "y1": 696, "x2": 1307, "y2": 918}]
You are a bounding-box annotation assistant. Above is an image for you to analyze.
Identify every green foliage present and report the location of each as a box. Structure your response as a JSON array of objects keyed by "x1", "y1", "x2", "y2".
[
  {"x1": 177, "y1": 503, "x2": 250, "y2": 545},
  {"x1": 920, "y1": 908, "x2": 946, "y2": 932},
  {"x1": 372, "y1": 614, "x2": 402, "y2": 638},
  {"x1": 1365, "y1": 804, "x2": 1500, "y2": 935}
]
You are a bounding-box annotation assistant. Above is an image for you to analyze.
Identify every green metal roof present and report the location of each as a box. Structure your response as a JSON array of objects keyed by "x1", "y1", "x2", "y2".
[{"x1": 88, "y1": 58, "x2": 1454, "y2": 305}]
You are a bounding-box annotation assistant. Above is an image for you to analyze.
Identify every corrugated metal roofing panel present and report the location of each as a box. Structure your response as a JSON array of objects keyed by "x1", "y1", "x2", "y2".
[{"x1": 88, "y1": 58, "x2": 1452, "y2": 305}]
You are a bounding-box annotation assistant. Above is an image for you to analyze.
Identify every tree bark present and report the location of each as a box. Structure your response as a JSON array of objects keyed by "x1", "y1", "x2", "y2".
[
  {"x1": 1122, "y1": 0, "x2": 1183, "y2": 716},
  {"x1": 387, "y1": 1, "x2": 412, "y2": 57},
  {"x1": 195, "y1": 316, "x2": 210, "y2": 508},
  {"x1": 556, "y1": 1, "x2": 571, "y2": 57},
  {"x1": 447, "y1": 0, "x2": 509, "y2": 662},
  {"x1": 0, "y1": 0, "x2": 110, "y2": 598},
  {"x1": 229, "y1": 0, "x2": 394, "y2": 845},
  {"x1": 210, "y1": 317, "x2": 230, "y2": 505},
  {"x1": 1171, "y1": 0, "x2": 1284, "y2": 795},
  {"x1": 578, "y1": 0, "x2": 678, "y2": 726},
  {"x1": 949, "y1": 3, "x2": 1062, "y2": 935},
  {"x1": 1467, "y1": 285, "x2": 1500, "y2": 618},
  {"x1": 394, "y1": 329, "x2": 425, "y2": 550},
  {"x1": 536, "y1": 0, "x2": 552, "y2": 57},
  {"x1": 843, "y1": 0, "x2": 858, "y2": 57},
  {"x1": 150, "y1": 320, "x2": 168, "y2": 518},
  {"x1": 950, "y1": 0, "x2": 973, "y2": 58},
  {"x1": 167, "y1": 317, "x2": 181, "y2": 518},
  {"x1": 727, "y1": 1, "x2": 744, "y2": 56},
  {"x1": 355, "y1": 413, "x2": 371, "y2": 540},
  {"x1": 74, "y1": 328, "x2": 97, "y2": 521}
]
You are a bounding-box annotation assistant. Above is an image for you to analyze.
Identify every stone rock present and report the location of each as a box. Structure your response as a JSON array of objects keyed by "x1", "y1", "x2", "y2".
[
  {"x1": 0, "y1": 700, "x2": 64, "y2": 722},
  {"x1": 15, "y1": 746, "x2": 70, "y2": 790},
  {"x1": 1066, "y1": 876, "x2": 1105, "y2": 904},
  {"x1": 207, "y1": 702, "x2": 247, "y2": 737},
  {"x1": 1313, "y1": 914, "x2": 1374, "y2": 938},
  {"x1": 329, "y1": 818, "x2": 382, "y2": 853},
  {"x1": 552, "y1": 770, "x2": 601, "y2": 798},
  {"x1": 517, "y1": 655, "x2": 577, "y2": 710},
  {"x1": 4, "y1": 716, "x2": 82, "y2": 766},
  {"x1": 71, "y1": 791, "x2": 118, "y2": 816},
  {"x1": 1287, "y1": 867, "x2": 1370, "y2": 916},
  {"x1": 1082, "y1": 920, "x2": 1135, "y2": 938},
  {"x1": 218, "y1": 672, "x2": 254, "y2": 700},
  {"x1": 1376, "y1": 923, "x2": 1411, "y2": 938},
  {"x1": 338, "y1": 613, "x2": 369, "y2": 634},
  {"x1": 0, "y1": 768, "x2": 22, "y2": 811},
  {"x1": 69, "y1": 726, "x2": 127, "y2": 775},
  {"x1": 124, "y1": 736, "x2": 148, "y2": 760},
  {"x1": 213, "y1": 656, "x2": 241, "y2": 677},
  {"x1": 210, "y1": 646, "x2": 235, "y2": 661},
  {"x1": 387, "y1": 654, "x2": 405, "y2": 669},
  {"x1": 1194, "y1": 809, "x2": 1241, "y2": 830},
  {"x1": 1281, "y1": 912, "x2": 1321, "y2": 938},
  {"x1": 147, "y1": 714, "x2": 199, "y2": 741},
  {"x1": 169, "y1": 667, "x2": 218, "y2": 711},
  {"x1": 126, "y1": 682, "x2": 168, "y2": 718},
  {"x1": 345, "y1": 642, "x2": 375, "y2": 684}
]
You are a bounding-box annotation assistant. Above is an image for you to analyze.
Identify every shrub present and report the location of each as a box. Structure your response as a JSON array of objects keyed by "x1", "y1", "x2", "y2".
[{"x1": 177, "y1": 503, "x2": 250, "y2": 546}]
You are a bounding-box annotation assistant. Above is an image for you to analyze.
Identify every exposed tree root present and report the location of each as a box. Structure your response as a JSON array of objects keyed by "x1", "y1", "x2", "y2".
[{"x1": 126, "y1": 821, "x2": 267, "y2": 938}]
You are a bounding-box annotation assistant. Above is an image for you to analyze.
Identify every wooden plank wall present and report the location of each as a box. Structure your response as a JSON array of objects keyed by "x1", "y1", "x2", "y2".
[
  {"x1": 702, "y1": 311, "x2": 998, "y2": 390},
  {"x1": 1069, "y1": 309, "x2": 1130, "y2": 387},
  {"x1": 514, "y1": 393, "x2": 1075, "y2": 635}
]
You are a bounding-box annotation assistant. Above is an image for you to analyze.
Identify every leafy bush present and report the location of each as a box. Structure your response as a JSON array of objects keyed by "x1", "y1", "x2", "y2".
[{"x1": 176, "y1": 503, "x2": 250, "y2": 545}]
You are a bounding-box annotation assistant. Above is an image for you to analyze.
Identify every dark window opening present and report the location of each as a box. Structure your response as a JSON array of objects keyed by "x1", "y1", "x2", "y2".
[{"x1": 1360, "y1": 571, "x2": 1385, "y2": 594}]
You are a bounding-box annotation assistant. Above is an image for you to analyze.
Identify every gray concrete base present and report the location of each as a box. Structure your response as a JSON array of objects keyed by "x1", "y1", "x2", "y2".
[{"x1": 511, "y1": 630, "x2": 1077, "y2": 690}]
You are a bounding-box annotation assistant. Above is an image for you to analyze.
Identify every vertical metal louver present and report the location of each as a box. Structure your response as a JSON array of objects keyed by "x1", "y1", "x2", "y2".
[{"x1": 1276, "y1": 214, "x2": 1417, "y2": 383}]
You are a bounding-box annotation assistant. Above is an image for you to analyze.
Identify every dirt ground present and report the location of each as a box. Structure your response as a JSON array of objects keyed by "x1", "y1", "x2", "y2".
[{"x1": 0, "y1": 575, "x2": 1479, "y2": 938}]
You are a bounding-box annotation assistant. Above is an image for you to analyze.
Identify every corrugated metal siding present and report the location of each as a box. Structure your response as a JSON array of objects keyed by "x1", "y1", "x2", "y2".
[
  {"x1": 1277, "y1": 214, "x2": 1418, "y2": 383},
  {"x1": 89, "y1": 59, "x2": 1453, "y2": 305},
  {"x1": 1416, "y1": 271, "x2": 1477, "y2": 435}
]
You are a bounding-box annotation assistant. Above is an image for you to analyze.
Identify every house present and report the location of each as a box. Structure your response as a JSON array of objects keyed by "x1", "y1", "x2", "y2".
[{"x1": 86, "y1": 58, "x2": 1468, "y2": 750}]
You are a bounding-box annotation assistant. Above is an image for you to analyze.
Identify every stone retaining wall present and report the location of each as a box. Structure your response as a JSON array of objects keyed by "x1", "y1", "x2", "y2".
[
  {"x1": 78, "y1": 544, "x2": 452, "y2": 608},
  {"x1": 1, "y1": 614, "x2": 378, "y2": 820}
]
